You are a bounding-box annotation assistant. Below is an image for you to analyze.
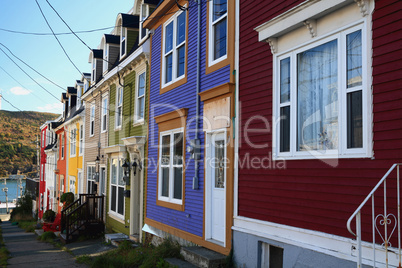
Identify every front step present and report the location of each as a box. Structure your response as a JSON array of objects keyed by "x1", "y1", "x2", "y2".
[
  {"x1": 181, "y1": 247, "x2": 226, "y2": 268},
  {"x1": 165, "y1": 258, "x2": 198, "y2": 268},
  {"x1": 105, "y1": 233, "x2": 130, "y2": 247}
]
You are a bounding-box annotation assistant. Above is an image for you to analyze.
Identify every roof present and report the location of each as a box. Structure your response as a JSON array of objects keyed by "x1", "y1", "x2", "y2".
[
  {"x1": 50, "y1": 121, "x2": 63, "y2": 129},
  {"x1": 144, "y1": 0, "x2": 161, "y2": 5},
  {"x1": 92, "y1": 49, "x2": 103, "y2": 59},
  {"x1": 44, "y1": 142, "x2": 56, "y2": 151},
  {"x1": 67, "y1": 87, "x2": 77, "y2": 95},
  {"x1": 143, "y1": 0, "x2": 175, "y2": 29},
  {"x1": 76, "y1": 80, "x2": 83, "y2": 85},
  {"x1": 120, "y1": 13, "x2": 140, "y2": 29},
  {"x1": 104, "y1": 34, "x2": 120, "y2": 45},
  {"x1": 61, "y1": 93, "x2": 68, "y2": 102}
]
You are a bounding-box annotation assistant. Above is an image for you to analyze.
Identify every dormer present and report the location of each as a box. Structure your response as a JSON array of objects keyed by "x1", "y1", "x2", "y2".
[
  {"x1": 135, "y1": 0, "x2": 159, "y2": 45},
  {"x1": 67, "y1": 87, "x2": 77, "y2": 117},
  {"x1": 89, "y1": 49, "x2": 103, "y2": 84},
  {"x1": 75, "y1": 80, "x2": 84, "y2": 109},
  {"x1": 82, "y1": 73, "x2": 91, "y2": 94},
  {"x1": 115, "y1": 13, "x2": 140, "y2": 60},
  {"x1": 61, "y1": 93, "x2": 68, "y2": 119},
  {"x1": 101, "y1": 34, "x2": 120, "y2": 74}
]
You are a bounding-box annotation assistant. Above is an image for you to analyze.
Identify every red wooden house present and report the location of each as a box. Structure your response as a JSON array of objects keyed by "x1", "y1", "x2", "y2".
[{"x1": 234, "y1": 0, "x2": 402, "y2": 267}]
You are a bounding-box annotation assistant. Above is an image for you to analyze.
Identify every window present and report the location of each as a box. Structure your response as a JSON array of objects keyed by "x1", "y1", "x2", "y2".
[
  {"x1": 60, "y1": 175, "x2": 64, "y2": 194},
  {"x1": 87, "y1": 166, "x2": 96, "y2": 194},
  {"x1": 135, "y1": 72, "x2": 146, "y2": 122},
  {"x1": 84, "y1": 81, "x2": 88, "y2": 92},
  {"x1": 92, "y1": 59, "x2": 96, "y2": 83},
  {"x1": 70, "y1": 128, "x2": 76, "y2": 157},
  {"x1": 77, "y1": 85, "x2": 82, "y2": 109},
  {"x1": 121, "y1": 27, "x2": 126, "y2": 57},
  {"x1": 90, "y1": 105, "x2": 95, "y2": 136},
  {"x1": 162, "y1": 10, "x2": 186, "y2": 87},
  {"x1": 158, "y1": 129, "x2": 184, "y2": 204},
  {"x1": 116, "y1": 87, "x2": 123, "y2": 129},
  {"x1": 79, "y1": 124, "x2": 84, "y2": 155},
  {"x1": 275, "y1": 25, "x2": 368, "y2": 159},
  {"x1": 61, "y1": 134, "x2": 64, "y2": 159},
  {"x1": 56, "y1": 137, "x2": 59, "y2": 161},
  {"x1": 139, "y1": 3, "x2": 149, "y2": 42},
  {"x1": 209, "y1": 0, "x2": 227, "y2": 64},
  {"x1": 69, "y1": 176, "x2": 76, "y2": 194},
  {"x1": 103, "y1": 43, "x2": 108, "y2": 73},
  {"x1": 102, "y1": 97, "x2": 108, "y2": 132},
  {"x1": 110, "y1": 158, "x2": 124, "y2": 217}
]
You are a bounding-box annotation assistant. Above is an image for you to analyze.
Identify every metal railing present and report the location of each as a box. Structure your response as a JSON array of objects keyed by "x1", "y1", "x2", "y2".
[{"x1": 347, "y1": 163, "x2": 402, "y2": 268}]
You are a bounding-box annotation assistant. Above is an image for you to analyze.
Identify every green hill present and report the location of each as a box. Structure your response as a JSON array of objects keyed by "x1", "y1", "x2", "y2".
[{"x1": 0, "y1": 110, "x2": 59, "y2": 177}]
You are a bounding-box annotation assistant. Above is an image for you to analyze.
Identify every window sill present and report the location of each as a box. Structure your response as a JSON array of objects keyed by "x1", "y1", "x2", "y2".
[
  {"x1": 156, "y1": 199, "x2": 184, "y2": 211},
  {"x1": 160, "y1": 76, "x2": 187, "y2": 94},
  {"x1": 273, "y1": 151, "x2": 372, "y2": 161},
  {"x1": 133, "y1": 121, "x2": 144, "y2": 127},
  {"x1": 108, "y1": 212, "x2": 125, "y2": 224},
  {"x1": 114, "y1": 127, "x2": 122, "y2": 132}
]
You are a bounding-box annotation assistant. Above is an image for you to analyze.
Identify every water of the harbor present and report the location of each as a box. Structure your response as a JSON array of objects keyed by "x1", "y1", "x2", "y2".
[{"x1": 0, "y1": 179, "x2": 26, "y2": 203}]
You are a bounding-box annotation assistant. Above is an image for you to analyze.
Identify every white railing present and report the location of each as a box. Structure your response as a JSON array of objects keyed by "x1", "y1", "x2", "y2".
[{"x1": 347, "y1": 163, "x2": 402, "y2": 268}]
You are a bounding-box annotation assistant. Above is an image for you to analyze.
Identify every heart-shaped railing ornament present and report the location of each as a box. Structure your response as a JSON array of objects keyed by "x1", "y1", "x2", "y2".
[{"x1": 375, "y1": 213, "x2": 397, "y2": 248}]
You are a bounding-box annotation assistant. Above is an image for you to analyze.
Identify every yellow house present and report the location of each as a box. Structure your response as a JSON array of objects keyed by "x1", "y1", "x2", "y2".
[{"x1": 65, "y1": 84, "x2": 85, "y2": 197}]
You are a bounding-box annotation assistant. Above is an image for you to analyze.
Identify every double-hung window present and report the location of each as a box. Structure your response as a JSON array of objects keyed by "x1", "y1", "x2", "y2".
[
  {"x1": 158, "y1": 129, "x2": 184, "y2": 204},
  {"x1": 116, "y1": 87, "x2": 123, "y2": 129},
  {"x1": 136, "y1": 72, "x2": 146, "y2": 122},
  {"x1": 162, "y1": 10, "x2": 186, "y2": 86},
  {"x1": 139, "y1": 3, "x2": 149, "y2": 42},
  {"x1": 70, "y1": 128, "x2": 76, "y2": 157},
  {"x1": 110, "y1": 158, "x2": 124, "y2": 217},
  {"x1": 61, "y1": 134, "x2": 64, "y2": 159},
  {"x1": 91, "y1": 59, "x2": 96, "y2": 84},
  {"x1": 101, "y1": 97, "x2": 108, "y2": 132},
  {"x1": 209, "y1": 0, "x2": 227, "y2": 64},
  {"x1": 87, "y1": 166, "x2": 96, "y2": 194},
  {"x1": 103, "y1": 44, "x2": 108, "y2": 73},
  {"x1": 90, "y1": 105, "x2": 95, "y2": 136},
  {"x1": 275, "y1": 24, "x2": 368, "y2": 159},
  {"x1": 79, "y1": 124, "x2": 83, "y2": 155}
]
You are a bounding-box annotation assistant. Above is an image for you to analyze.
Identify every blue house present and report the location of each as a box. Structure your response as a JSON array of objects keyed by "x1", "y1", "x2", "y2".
[{"x1": 143, "y1": 0, "x2": 236, "y2": 255}]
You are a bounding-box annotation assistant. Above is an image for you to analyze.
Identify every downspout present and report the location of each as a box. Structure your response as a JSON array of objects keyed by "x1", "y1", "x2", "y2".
[{"x1": 193, "y1": 0, "x2": 202, "y2": 190}]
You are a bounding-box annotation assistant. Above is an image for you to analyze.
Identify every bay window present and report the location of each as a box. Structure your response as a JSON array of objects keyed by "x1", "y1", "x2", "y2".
[{"x1": 275, "y1": 25, "x2": 368, "y2": 159}]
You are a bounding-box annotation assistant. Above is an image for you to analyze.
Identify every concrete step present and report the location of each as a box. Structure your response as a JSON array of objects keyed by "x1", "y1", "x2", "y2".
[
  {"x1": 181, "y1": 246, "x2": 226, "y2": 268},
  {"x1": 165, "y1": 258, "x2": 198, "y2": 268},
  {"x1": 105, "y1": 233, "x2": 132, "y2": 247}
]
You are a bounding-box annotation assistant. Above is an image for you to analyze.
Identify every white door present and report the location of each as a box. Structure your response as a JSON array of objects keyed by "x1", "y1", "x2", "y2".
[{"x1": 206, "y1": 131, "x2": 226, "y2": 244}]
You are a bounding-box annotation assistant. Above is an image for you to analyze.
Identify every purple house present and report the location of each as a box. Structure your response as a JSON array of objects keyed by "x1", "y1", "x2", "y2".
[{"x1": 143, "y1": 0, "x2": 236, "y2": 255}]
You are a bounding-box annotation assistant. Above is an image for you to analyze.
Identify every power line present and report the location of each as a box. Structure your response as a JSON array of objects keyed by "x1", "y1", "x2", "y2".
[
  {"x1": 0, "y1": 26, "x2": 116, "y2": 36},
  {"x1": 0, "y1": 43, "x2": 65, "y2": 91},
  {"x1": 0, "y1": 47, "x2": 60, "y2": 101},
  {"x1": 35, "y1": 0, "x2": 83, "y2": 77}
]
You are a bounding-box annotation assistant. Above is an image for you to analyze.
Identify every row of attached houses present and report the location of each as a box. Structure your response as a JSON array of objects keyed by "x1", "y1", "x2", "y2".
[{"x1": 38, "y1": 0, "x2": 402, "y2": 267}]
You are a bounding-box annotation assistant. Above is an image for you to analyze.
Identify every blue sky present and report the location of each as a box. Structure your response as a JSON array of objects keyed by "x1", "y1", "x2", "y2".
[{"x1": 0, "y1": 0, "x2": 134, "y2": 114}]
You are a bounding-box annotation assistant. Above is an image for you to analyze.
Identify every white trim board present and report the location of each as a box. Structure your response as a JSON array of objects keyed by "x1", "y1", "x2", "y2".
[{"x1": 233, "y1": 216, "x2": 400, "y2": 267}]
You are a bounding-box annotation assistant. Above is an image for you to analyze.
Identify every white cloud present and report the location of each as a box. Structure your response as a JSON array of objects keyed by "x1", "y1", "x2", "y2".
[
  {"x1": 37, "y1": 102, "x2": 63, "y2": 114},
  {"x1": 9, "y1": 87, "x2": 31, "y2": 95}
]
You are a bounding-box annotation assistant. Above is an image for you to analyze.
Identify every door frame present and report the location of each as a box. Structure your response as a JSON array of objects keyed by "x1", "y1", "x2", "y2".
[
  {"x1": 129, "y1": 148, "x2": 144, "y2": 240},
  {"x1": 205, "y1": 128, "x2": 227, "y2": 246}
]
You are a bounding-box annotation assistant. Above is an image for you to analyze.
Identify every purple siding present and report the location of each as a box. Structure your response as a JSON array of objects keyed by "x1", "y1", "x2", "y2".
[{"x1": 146, "y1": 5, "x2": 230, "y2": 237}]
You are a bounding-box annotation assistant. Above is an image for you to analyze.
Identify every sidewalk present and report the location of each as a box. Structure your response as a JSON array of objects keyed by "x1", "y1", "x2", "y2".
[{"x1": 2, "y1": 221, "x2": 115, "y2": 267}]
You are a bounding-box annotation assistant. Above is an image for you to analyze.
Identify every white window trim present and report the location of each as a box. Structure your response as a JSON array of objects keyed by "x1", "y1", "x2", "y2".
[
  {"x1": 91, "y1": 59, "x2": 96, "y2": 84},
  {"x1": 70, "y1": 127, "x2": 77, "y2": 157},
  {"x1": 161, "y1": 8, "x2": 187, "y2": 88},
  {"x1": 79, "y1": 124, "x2": 84, "y2": 156},
  {"x1": 90, "y1": 104, "x2": 95, "y2": 137},
  {"x1": 115, "y1": 87, "x2": 123, "y2": 130},
  {"x1": 134, "y1": 67, "x2": 146, "y2": 123},
  {"x1": 101, "y1": 96, "x2": 108, "y2": 133},
  {"x1": 272, "y1": 20, "x2": 372, "y2": 160},
  {"x1": 158, "y1": 127, "x2": 184, "y2": 205},
  {"x1": 61, "y1": 133, "x2": 65, "y2": 160},
  {"x1": 103, "y1": 43, "x2": 109, "y2": 74},
  {"x1": 139, "y1": 3, "x2": 149, "y2": 44},
  {"x1": 121, "y1": 27, "x2": 127, "y2": 59},
  {"x1": 208, "y1": 0, "x2": 228, "y2": 66},
  {"x1": 109, "y1": 157, "x2": 125, "y2": 220}
]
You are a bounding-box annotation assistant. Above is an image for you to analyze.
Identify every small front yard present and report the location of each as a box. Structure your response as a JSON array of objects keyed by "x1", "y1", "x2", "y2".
[{"x1": 76, "y1": 239, "x2": 181, "y2": 268}]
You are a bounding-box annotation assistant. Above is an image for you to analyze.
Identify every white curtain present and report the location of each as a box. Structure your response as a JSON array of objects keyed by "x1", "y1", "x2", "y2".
[{"x1": 297, "y1": 40, "x2": 338, "y2": 151}]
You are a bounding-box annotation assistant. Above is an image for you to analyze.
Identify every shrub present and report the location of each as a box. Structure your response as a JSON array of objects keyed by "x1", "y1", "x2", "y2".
[
  {"x1": 39, "y1": 231, "x2": 56, "y2": 243},
  {"x1": 60, "y1": 192, "x2": 74, "y2": 207},
  {"x1": 43, "y1": 210, "x2": 56, "y2": 222}
]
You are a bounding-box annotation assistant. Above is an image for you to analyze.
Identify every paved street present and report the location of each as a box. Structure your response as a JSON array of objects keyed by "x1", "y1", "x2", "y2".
[{"x1": 1, "y1": 221, "x2": 87, "y2": 268}]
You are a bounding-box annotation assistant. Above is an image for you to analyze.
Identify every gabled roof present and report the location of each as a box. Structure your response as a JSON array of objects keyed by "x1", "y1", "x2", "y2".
[
  {"x1": 105, "y1": 34, "x2": 120, "y2": 45},
  {"x1": 50, "y1": 121, "x2": 63, "y2": 129},
  {"x1": 61, "y1": 93, "x2": 68, "y2": 102},
  {"x1": 119, "y1": 13, "x2": 140, "y2": 29},
  {"x1": 82, "y1": 73, "x2": 91, "y2": 79},
  {"x1": 76, "y1": 80, "x2": 83, "y2": 85}
]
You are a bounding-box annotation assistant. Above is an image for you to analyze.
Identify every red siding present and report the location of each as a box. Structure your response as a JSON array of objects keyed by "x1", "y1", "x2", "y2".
[{"x1": 238, "y1": 0, "x2": 402, "y2": 241}]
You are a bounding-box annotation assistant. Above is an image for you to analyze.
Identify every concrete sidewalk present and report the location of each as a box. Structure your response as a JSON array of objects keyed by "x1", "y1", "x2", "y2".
[{"x1": 2, "y1": 221, "x2": 115, "y2": 267}]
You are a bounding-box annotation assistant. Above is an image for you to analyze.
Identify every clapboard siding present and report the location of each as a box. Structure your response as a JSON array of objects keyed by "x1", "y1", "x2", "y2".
[
  {"x1": 238, "y1": 0, "x2": 402, "y2": 242},
  {"x1": 146, "y1": 1, "x2": 231, "y2": 239}
]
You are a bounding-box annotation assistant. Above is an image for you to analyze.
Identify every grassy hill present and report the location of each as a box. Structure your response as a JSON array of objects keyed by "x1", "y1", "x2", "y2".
[{"x1": 0, "y1": 110, "x2": 59, "y2": 177}]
